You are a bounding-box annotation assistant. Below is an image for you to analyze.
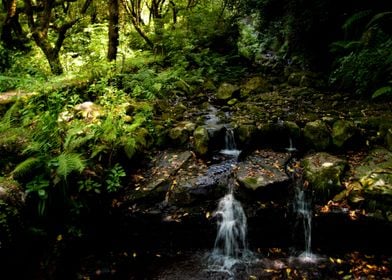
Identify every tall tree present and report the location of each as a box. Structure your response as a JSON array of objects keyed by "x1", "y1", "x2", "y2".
[
  {"x1": 108, "y1": 0, "x2": 120, "y2": 61},
  {"x1": 23, "y1": 0, "x2": 91, "y2": 75}
]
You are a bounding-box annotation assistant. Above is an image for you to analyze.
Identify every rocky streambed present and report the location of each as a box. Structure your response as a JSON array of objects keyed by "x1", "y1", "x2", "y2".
[{"x1": 1, "y1": 70, "x2": 392, "y2": 279}]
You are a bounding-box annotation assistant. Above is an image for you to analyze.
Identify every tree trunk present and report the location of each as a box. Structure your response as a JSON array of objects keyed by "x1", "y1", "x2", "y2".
[
  {"x1": 1, "y1": 0, "x2": 23, "y2": 47},
  {"x1": 108, "y1": 0, "x2": 120, "y2": 61},
  {"x1": 33, "y1": 34, "x2": 64, "y2": 75}
]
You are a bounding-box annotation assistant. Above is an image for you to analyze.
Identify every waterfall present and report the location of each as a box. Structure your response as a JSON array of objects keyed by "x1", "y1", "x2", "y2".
[
  {"x1": 220, "y1": 128, "x2": 241, "y2": 157},
  {"x1": 293, "y1": 181, "x2": 317, "y2": 263},
  {"x1": 209, "y1": 180, "x2": 250, "y2": 271},
  {"x1": 209, "y1": 129, "x2": 252, "y2": 273}
]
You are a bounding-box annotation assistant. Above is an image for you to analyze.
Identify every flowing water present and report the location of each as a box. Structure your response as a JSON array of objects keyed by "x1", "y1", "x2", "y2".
[
  {"x1": 220, "y1": 128, "x2": 241, "y2": 157},
  {"x1": 293, "y1": 180, "x2": 319, "y2": 263},
  {"x1": 208, "y1": 129, "x2": 253, "y2": 276}
]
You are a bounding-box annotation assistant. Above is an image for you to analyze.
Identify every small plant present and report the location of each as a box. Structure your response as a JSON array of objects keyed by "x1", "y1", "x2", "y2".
[
  {"x1": 25, "y1": 175, "x2": 50, "y2": 216},
  {"x1": 105, "y1": 163, "x2": 126, "y2": 193}
]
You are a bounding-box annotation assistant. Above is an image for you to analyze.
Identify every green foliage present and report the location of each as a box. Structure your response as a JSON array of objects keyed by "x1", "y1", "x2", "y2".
[
  {"x1": 12, "y1": 157, "x2": 42, "y2": 179},
  {"x1": 330, "y1": 10, "x2": 392, "y2": 96},
  {"x1": 25, "y1": 175, "x2": 50, "y2": 216},
  {"x1": 55, "y1": 153, "x2": 86, "y2": 179},
  {"x1": 372, "y1": 85, "x2": 392, "y2": 99},
  {"x1": 0, "y1": 43, "x2": 11, "y2": 72},
  {"x1": 105, "y1": 163, "x2": 126, "y2": 193}
]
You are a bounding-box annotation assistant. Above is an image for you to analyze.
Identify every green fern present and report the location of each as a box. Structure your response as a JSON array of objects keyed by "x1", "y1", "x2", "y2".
[
  {"x1": 372, "y1": 86, "x2": 392, "y2": 99},
  {"x1": 366, "y1": 12, "x2": 392, "y2": 30},
  {"x1": 63, "y1": 128, "x2": 94, "y2": 152},
  {"x1": 329, "y1": 40, "x2": 361, "y2": 54},
  {"x1": 342, "y1": 10, "x2": 373, "y2": 34},
  {"x1": 55, "y1": 153, "x2": 86, "y2": 178},
  {"x1": 0, "y1": 101, "x2": 20, "y2": 132},
  {"x1": 121, "y1": 137, "x2": 136, "y2": 159},
  {"x1": 12, "y1": 157, "x2": 43, "y2": 178}
]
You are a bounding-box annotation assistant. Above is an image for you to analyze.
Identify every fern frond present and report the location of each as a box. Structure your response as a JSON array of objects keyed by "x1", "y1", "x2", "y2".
[
  {"x1": 329, "y1": 40, "x2": 361, "y2": 53},
  {"x1": 0, "y1": 101, "x2": 20, "y2": 132},
  {"x1": 343, "y1": 10, "x2": 373, "y2": 33},
  {"x1": 372, "y1": 86, "x2": 392, "y2": 99},
  {"x1": 22, "y1": 141, "x2": 43, "y2": 155},
  {"x1": 366, "y1": 12, "x2": 392, "y2": 30},
  {"x1": 12, "y1": 157, "x2": 43, "y2": 178},
  {"x1": 121, "y1": 137, "x2": 136, "y2": 159},
  {"x1": 90, "y1": 144, "x2": 108, "y2": 158},
  {"x1": 56, "y1": 153, "x2": 86, "y2": 178}
]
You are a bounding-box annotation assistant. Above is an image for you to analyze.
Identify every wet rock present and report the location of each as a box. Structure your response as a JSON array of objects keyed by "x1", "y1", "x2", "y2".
[
  {"x1": 240, "y1": 76, "x2": 272, "y2": 99},
  {"x1": 193, "y1": 126, "x2": 209, "y2": 155},
  {"x1": 128, "y1": 150, "x2": 192, "y2": 202},
  {"x1": 236, "y1": 150, "x2": 290, "y2": 194},
  {"x1": 302, "y1": 152, "x2": 347, "y2": 202},
  {"x1": 168, "y1": 160, "x2": 233, "y2": 205},
  {"x1": 216, "y1": 83, "x2": 239, "y2": 101},
  {"x1": 303, "y1": 120, "x2": 331, "y2": 150},
  {"x1": 332, "y1": 120, "x2": 356, "y2": 148}
]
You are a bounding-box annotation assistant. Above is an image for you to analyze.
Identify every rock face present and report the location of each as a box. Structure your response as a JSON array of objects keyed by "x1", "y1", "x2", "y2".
[
  {"x1": 236, "y1": 150, "x2": 290, "y2": 193},
  {"x1": 303, "y1": 120, "x2": 331, "y2": 150},
  {"x1": 302, "y1": 152, "x2": 347, "y2": 202}
]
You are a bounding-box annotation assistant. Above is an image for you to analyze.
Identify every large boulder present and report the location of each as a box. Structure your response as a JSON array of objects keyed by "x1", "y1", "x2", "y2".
[
  {"x1": 303, "y1": 120, "x2": 331, "y2": 150},
  {"x1": 216, "y1": 83, "x2": 239, "y2": 101},
  {"x1": 302, "y1": 152, "x2": 347, "y2": 202},
  {"x1": 167, "y1": 160, "x2": 232, "y2": 206},
  {"x1": 331, "y1": 120, "x2": 356, "y2": 148},
  {"x1": 127, "y1": 150, "x2": 192, "y2": 203},
  {"x1": 236, "y1": 150, "x2": 290, "y2": 196}
]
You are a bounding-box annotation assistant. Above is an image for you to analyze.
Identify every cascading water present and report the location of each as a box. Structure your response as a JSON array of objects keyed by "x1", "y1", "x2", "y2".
[
  {"x1": 209, "y1": 129, "x2": 252, "y2": 274},
  {"x1": 294, "y1": 184, "x2": 316, "y2": 262},
  {"x1": 220, "y1": 128, "x2": 241, "y2": 157}
]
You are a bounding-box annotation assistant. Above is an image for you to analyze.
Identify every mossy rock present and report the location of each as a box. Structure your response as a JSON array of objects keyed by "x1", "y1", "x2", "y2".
[
  {"x1": 193, "y1": 126, "x2": 209, "y2": 155},
  {"x1": 216, "y1": 83, "x2": 239, "y2": 100},
  {"x1": 302, "y1": 152, "x2": 347, "y2": 202},
  {"x1": 237, "y1": 124, "x2": 257, "y2": 146},
  {"x1": 169, "y1": 122, "x2": 196, "y2": 145},
  {"x1": 331, "y1": 120, "x2": 356, "y2": 148},
  {"x1": 0, "y1": 177, "x2": 24, "y2": 248},
  {"x1": 353, "y1": 148, "x2": 392, "y2": 212},
  {"x1": 240, "y1": 76, "x2": 272, "y2": 98},
  {"x1": 303, "y1": 120, "x2": 331, "y2": 150}
]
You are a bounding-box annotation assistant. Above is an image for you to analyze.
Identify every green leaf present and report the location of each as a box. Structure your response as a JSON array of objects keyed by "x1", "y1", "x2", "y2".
[
  {"x1": 56, "y1": 153, "x2": 86, "y2": 178},
  {"x1": 372, "y1": 86, "x2": 392, "y2": 99},
  {"x1": 12, "y1": 157, "x2": 43, "y2": 178}
]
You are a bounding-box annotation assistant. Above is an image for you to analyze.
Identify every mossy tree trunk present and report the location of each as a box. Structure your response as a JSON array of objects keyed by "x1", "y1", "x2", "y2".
[{"x1": 23, "y1": 0, "x2": 92, "y2": 75}]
